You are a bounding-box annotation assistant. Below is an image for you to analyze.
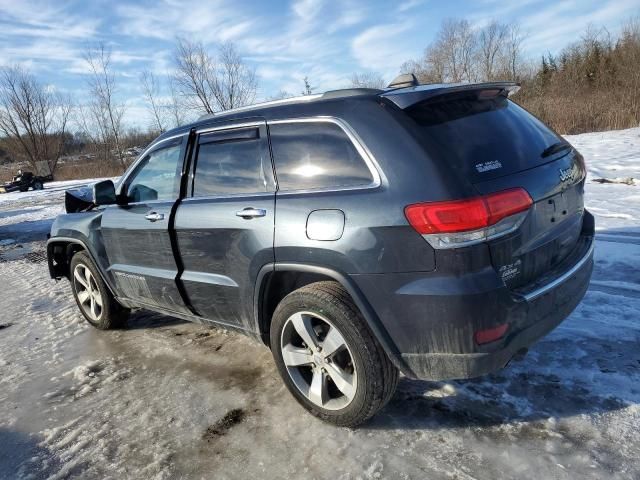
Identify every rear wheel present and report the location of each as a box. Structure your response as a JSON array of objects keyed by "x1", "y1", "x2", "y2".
[
  {"x1": 270, "y1": 281, "x2": 398, "y2": 427},
  {"x1": 70, "y1": 251, "x2": 128, "y2": 329}
]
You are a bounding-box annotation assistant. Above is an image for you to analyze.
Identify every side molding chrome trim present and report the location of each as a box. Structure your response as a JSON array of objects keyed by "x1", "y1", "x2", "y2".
[{"x1": 522, "y1": 239, "x2": 594, "y2": 302}]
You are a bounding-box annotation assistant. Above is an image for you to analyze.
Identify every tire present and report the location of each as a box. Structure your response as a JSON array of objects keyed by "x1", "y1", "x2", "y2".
[
  {"x1": 270, "y1": 281, "x2": 398, "y2": 427},
  {"x1": 70, "y1": 251, "x2": 129, "y2": 329},
  {"x1": 33, "y1": 181, "x2": 43, "y2": 190},
  {"x1": 19, "y1": 186, "x2": 28, "y2": 192}
]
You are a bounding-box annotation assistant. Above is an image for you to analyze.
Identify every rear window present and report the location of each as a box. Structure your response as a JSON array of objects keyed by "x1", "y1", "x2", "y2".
[
  {"x1": 269, "y1": 121, "x2": 374, "y2": 191},
  {"x1": 406, "y1": 94, "x2": 563, "y2": 182}
]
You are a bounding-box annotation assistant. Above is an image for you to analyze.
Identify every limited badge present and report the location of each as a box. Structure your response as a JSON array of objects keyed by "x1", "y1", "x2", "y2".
[
  {"x1": 475, "y1": 160, "x2": 503, "y2": 173},
  {"x1": 499, "y1": 259, "x2": 522, "y2": 282}
]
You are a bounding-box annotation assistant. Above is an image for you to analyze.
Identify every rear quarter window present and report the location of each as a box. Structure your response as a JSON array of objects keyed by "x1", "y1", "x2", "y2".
[{"x1": 269, "y1": 121, "x2": 374, "y2": 191}]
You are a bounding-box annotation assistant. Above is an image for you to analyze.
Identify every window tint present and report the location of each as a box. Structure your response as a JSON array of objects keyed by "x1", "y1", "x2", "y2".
[
  {"x1": 269, "y1": 122, "x2": 374, "y2": 191},
  {"x1": 126, "y1": 142, "x2": 182, "y2": 202},
  {"x1": 193, "y1": 132, "x2": 269, "y2": 196},
  {"x1": 406, "y1": 94, "x2": 563, "y2": 181}
]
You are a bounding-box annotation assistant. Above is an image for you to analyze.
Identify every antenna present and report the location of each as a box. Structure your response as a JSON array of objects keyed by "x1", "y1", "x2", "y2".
[{"x1": 387, "y1": 73, "x2": 419, "y2": 89}]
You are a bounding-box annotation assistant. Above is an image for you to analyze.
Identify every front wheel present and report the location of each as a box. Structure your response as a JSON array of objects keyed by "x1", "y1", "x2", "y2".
[
  {"x1": 33, "y1": 181, "x2": 43, "y2": 190},
  {"x1": 70, "y1": 251, "x2": 129, "y2": 329},
  {"x1": 270, "y1": 281, "x2": 398, "y2": 427}
]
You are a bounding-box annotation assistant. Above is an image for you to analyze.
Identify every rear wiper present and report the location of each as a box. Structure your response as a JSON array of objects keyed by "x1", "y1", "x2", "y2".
[{"x1": 541, "y1": 141, "x2": 571, "y2": 158}]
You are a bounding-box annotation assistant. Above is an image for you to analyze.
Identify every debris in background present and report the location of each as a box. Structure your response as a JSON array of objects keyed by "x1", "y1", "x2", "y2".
[{"x1": 592, "y1": 177, "x2": 635, "y2": 185}]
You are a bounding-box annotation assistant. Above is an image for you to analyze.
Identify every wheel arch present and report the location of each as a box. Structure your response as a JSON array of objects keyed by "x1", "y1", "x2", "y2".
[
  {"x1": 47, "y1": 237, "x2": 117, "y2": 298},
  {"x1": 254, "y1": 262, "x2": 411, "y2": 375}
]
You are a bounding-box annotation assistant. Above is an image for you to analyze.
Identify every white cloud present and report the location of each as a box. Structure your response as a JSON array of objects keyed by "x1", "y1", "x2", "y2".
[
  {"x1": 115, "y1": 0, "x2": 254, "y2": 44},
  {"x1": 292, "y1": 0, "x2": 325, "y2": 21},
  {"x1": 397, "y1": 0, "x2": 424, "y2": 13},
  {"x1": 351, "y1": 21, "x2": 417, "y2": 73},
  {"x1": 0, "y1": 0, "x2": 99, "y2": 40},
  {"x1": 521, "y1": 0, "x2": 640, "y2": 52}
]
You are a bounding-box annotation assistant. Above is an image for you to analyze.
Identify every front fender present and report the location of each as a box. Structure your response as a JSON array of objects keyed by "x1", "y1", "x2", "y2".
[{"x1": 47, "y1": 211, "x2": 115, "y2": 294}]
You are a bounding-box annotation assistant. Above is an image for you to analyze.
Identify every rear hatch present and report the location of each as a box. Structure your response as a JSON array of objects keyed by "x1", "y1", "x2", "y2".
[{"x1": 396, "y1": 85, "x2": 586, "y2": 290}]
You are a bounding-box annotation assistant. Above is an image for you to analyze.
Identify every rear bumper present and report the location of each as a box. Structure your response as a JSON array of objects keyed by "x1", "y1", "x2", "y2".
[{"x1": 352, "y1": 229, "x2": 594, "y2": 380}]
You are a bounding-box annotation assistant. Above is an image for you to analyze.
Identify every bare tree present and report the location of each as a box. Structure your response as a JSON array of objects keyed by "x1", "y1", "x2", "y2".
[
  {"x1": 268, "y1": 90, "x2": 294, "y2": 101},
  {"x1": 84, "y1": 43, "x2": 127, "y2": 168},
  {"x1": 402, "y1": 18, "x2": 528, "y2": 84},
  {"x1": 173, "y1": 38, "x2": 216, "y2": 114},
  {"x1": 173, "y1": 38, "x2": 257, "y2": 114},
  {"x1": 350, "y1": 72, "x2": 386, "y2": 89},
  {"x1": 439, "y1": 18, "x2": 477, "y2": 82},
  {"x1": 140, "y1": 70, "x2": 165, "y2": 133},
  {"x1": 215, "y1": 42, "x2": 257, "y2": 110},
  {"x1": 0, "y1": 66, "x2": 72, "y2": 175},
  {"x1": 406, "y1": 19, "x2": 477, "y2": 83},
  {"x1": 167, "y1": 77, "x2": 185, "y2": 127},
  {"x1": 301, "y1": 76, "x2": 315, "y2": 95},
  {"x1": 479, "y1": 20, "x2": 508, "y2": 80},
  {"x1": 503, "y1": 23, "x2": 526, "y2": 81}
]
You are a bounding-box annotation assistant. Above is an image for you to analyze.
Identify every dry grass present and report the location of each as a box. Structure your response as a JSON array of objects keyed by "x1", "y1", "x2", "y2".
[
  {"x1": 517, "y1": 91, "x2": 640, "y2": 135},
  {"x1": 53, "y1": 161, "x2": 126, "y2": 181}
]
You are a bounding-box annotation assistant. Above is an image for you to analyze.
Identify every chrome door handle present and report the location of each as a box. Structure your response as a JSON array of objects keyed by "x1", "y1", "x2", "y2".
[
  {"x1": 144, "y1": 212, "x2": 165, "y2": 222},
  {"x1": 236, "y1": 207, "x2": 267, "y2": 218}
]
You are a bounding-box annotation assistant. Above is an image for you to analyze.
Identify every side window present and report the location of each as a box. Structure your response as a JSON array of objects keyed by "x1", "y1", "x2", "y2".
[
  {"x1": 192, "y1": 128, "x2": 270, "y2": 196},
  {"x1": 126, "y1": 141, "x2": 183, "y2": 202},
  {"x1": 269, "y1": 121, "x2": 374, "y2": 191}
]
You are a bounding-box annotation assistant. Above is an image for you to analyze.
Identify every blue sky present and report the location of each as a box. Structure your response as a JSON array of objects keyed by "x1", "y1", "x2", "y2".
[{"x1": 0, "y1": 0, "x2": 638, "y2": 127}]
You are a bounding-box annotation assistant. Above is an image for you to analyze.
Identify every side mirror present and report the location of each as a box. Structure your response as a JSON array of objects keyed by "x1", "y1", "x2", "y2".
[{"x1": 93, "y1": 180, "x2": 117, "y2": 206}]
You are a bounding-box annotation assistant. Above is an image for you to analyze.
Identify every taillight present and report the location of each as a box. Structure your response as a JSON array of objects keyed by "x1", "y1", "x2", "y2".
[{"x1": 405, "y1": 188, "x2": 532, "y2": 249}]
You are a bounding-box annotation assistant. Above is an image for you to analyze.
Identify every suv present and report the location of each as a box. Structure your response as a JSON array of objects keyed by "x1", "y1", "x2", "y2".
[{"x1": 48, "y1": 80, "x2": 594, "y2": 426}]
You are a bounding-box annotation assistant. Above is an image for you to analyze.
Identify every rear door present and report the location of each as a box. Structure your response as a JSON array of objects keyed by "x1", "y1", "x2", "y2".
[
  {"x1": 101, "y1": 135, "x2": 191, "y2": 314},
  {"x1": 174, "y1": 120, "x2": 275, "y2": 330}
]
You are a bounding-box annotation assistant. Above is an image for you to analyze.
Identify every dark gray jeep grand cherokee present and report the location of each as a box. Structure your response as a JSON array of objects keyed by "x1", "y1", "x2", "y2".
[{"x1": 48, "y1": 79, "x2": 594, "y2": 426}]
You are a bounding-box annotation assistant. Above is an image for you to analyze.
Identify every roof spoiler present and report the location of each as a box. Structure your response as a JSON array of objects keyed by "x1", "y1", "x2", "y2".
[{"x1": 380, "y1": 81, "x2": 520, "y2": 110}]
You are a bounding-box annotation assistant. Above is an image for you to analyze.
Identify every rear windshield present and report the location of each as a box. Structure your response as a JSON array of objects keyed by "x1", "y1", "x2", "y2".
[{"x1": 405, "y1": 93, "x2": 563, "y2": 182}]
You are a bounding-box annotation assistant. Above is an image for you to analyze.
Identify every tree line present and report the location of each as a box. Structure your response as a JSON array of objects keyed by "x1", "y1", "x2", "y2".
[
  {"x1": 397, "y1": 17, "x2": 640, "y2": 134},
  {"x1": 1, "y1": 16, "x2": 639, "y2": 179}
]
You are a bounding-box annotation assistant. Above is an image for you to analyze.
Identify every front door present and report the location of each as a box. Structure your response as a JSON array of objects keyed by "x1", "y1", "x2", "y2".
[
  {"x1": 174, "y1": 120, "x2": 275, "y2": 330},
  {"x1": 101, "y1": 135, "x2": 191, "y2": 314}
]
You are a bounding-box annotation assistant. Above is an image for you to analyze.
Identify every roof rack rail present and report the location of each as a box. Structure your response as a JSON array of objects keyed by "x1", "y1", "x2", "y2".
[
  {"x1": 197, "y1": 93, "x2": 323, "y2": 121},
  {"x1": 197, "y1": 87, "x2": 387, "y2": 121},
  {"x1": 322, "y1": 88, "x2": 383, "y2": 99}
]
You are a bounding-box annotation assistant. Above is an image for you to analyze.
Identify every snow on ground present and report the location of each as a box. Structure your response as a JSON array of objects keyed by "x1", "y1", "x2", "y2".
[{"x1": 0, "y1": 129, "x2": 639, "y2": 479}]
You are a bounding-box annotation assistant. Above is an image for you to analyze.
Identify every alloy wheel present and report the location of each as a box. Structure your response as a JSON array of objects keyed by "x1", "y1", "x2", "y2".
[
  {"x1": 73, "y1": 264, "x2": 103, "y2": 322},
  {"x1": 280, "y1": 311, "x2": 357, "y2": 410}
]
